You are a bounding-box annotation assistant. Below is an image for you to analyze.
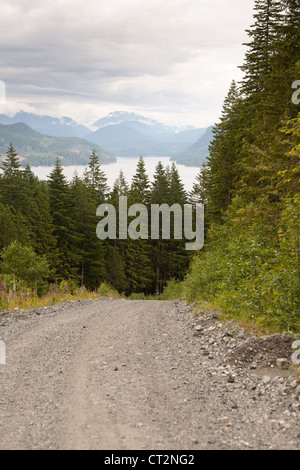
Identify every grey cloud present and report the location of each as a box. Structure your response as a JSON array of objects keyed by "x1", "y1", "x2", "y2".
[{"x1": 0, "y1": 0, "x2": 254, "y2": 125}]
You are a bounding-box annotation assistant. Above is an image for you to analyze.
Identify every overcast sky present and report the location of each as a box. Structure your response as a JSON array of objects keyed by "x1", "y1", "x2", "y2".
[{"x1": 0, "y1": 0, "x2": 255, "y2": 128}]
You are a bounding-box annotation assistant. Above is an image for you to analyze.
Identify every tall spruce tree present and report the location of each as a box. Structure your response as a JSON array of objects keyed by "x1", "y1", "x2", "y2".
[
  {"x1": 47, "y1": 158, "x2": 81, "y2": 281},
  {"x1": 130, "y1": 156, "x2": 151, "y2": 204},
  {"x1": 204, "y1": 81, "x2": 242, "y2": 222},
  {"x1": 71, "y1": 175, "x2": 106, "y2": 289},
  {"x1": 240, "y1": 0, "x2": 284, "y2": 97},
  {"x1": 84, "y1": 150, "x2": 109, "y2": 203},
  {"x1": 1, "y1": 143, "x2": 23, "y2": 212}
]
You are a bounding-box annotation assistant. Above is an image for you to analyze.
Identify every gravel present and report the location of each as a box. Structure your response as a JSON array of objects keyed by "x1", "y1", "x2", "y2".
[{"x1": 0, "y1": 297, "x2": 299, "y2": 450}]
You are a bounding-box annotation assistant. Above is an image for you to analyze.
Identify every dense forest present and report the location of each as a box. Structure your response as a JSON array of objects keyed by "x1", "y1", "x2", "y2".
[
  {"x1": 0, "y1": 0, "x2": 299, "y2": 334},
  {"x1": 0, "y1": 147, "x2": 191, "y2": 299},
  {"x1": 183, "y1": 0, "x2": 300, "y2": 332}
]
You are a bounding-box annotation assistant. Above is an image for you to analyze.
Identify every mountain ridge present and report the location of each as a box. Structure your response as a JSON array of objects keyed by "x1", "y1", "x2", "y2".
[
  {"x1": 0, "y1": 122, "x2": 115, "y2": 167},
  {"x1": 0, "y1": 110, "x2": 214, "y2": 166}
]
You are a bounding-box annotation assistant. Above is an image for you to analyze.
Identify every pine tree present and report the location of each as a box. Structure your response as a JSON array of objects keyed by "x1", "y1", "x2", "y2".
[
  {"x1": 105, "y1": 170, "x2": 129, "y2": 293},
  {"x1": 32, "y1": 182, "x2": 58, "y2": 279},
  {"x1": 189, "y1": 165, "x2": 210, "y2": 205},
  {"x1": 47, "y1": 158, "x2": 81, "y2": 281},
  {"x1": 164, "y1": 163, "x2": 190, "y2": 287},
  {"x1": 130, "y1": 156, "x2": 151, "y2": 204},
  {"x1": 1, "y1": 143, "x2": 23, "y2": 211},
  {"x1": 0, "y1": 202, "x2": 17, "y2": 249},
  {"x1": 204, "y1": 81, "x2": 242, "y2": 222},
  {"x1": 125, "y1": 159, "x2": 153, "y2": 294},
  {"x1": 84, "y1": 150, "x2": 109, "y2": 203},
  {"x1": 71, "y1": 175, "x2": 106, "y2": 289},
  {"x1": 111, "y1": 169, "x2": 129, "y2": 197},
  {"x1": 240, "y1": 0, "x2": 284, "y2": 97},
  {"x1": 150, "y1": 161, "x2": 170, "y2": 205}
]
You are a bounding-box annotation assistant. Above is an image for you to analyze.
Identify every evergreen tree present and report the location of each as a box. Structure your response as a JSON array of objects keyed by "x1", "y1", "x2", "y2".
[
  {"x1": 189, "y1": 165, "x2": 210, "y2": 205},
  {"x1": 32, "y1": 182, "x2": 58, "y2": 278},
  {"x1": 111, "y1": 169, "x2": 129, "y2": 197},
  {"x1": 1, "y1": 143, "x2": 23, "y2": 212},
  {"x1": 47, "y1": 158, "x2": 81, "y2": 281},
  {"x1": 71, "y1": 175, "x2": 106, "y2": 289},
  {"x1": 150, "y1": 161, "x2": 169, "y2": 205},
  {"x1": 84, "y1": 150, "x2": 109, "y2": 203},
  {"x1": 204, "y1": 81, "x2": 242, "y2": 222},
  {"x1": 105, "y1": 170, "x2": 129, "y2": 293},
  {"x1": 130, "y1": 156, "x2": 151, "y2": 204},
  {"x1": 240, "y1": 0, "x2": 284, "y2": 97},
  {"x1": 0, "y1": 202, "x2": 17, "y2": 250},
  {"x1": 150, "y1": 161, "x2": 189, "y2": 294},
  {"x1": 169, "y1": 162, "x2": 187, "y2": 205}
]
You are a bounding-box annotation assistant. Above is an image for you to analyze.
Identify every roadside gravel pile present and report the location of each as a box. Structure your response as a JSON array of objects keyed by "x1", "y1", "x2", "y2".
[{"x1": 173, "y1": 299, "x2": 300, "y2": 449}]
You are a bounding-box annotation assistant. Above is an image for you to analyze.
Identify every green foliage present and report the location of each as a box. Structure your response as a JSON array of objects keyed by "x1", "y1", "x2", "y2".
[
  {"x1": 184, "y1": 1, "x2": 300, "y2": 333},
  {"x1": 1, "y1": 241, "x2": 49, "y2": 287},
  {"x1": 98, "y1": 282, "x2": 120, "y2": 298},
  {"x1": 0, "y1": 123, "x2": 115, "y2": 166},
  {"x1": 158, "y1": 279, "x2": 184, "y2": 300},
  {"x1": 184, "y1": 198, "x2": 300, "y2": 331}
]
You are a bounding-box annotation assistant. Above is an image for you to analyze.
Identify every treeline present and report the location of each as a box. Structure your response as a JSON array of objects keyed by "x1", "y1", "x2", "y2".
[
  {"x1": 0, "y1": 146, "x2": 191, "y2": 296},
  {"x1": 184, "y1": 0, "x2": 300, "y2": 331}
]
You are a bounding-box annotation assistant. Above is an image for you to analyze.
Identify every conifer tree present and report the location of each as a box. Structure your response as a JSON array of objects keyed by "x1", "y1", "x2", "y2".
[
  {"x1": 240, "y1": 0, "x2": 284, "y2": 97},
  {"x1": 1, "y1": 143, "x2": 23, "y2": 212},
  {"x1": 0, "y1": 202, "x2": 17, "y2": 249},
  {"x1": 47, "y1": 158, "x2": 81, "y2": 281},
  {"x1": 71, "y1": 175, "x2": 106, "y2": 289},
  {"x1": 32, "y1": 182, "x2": 58, "y2": 278},
  {"x1": 204, "y1": 81, "x2": 242, "y2": 222},
  {"x1": 130, "y1": 156, "x2": 151, "y2": 204},
  {"x1": 84, "y1": 150, "x2": 109, "y2": 203}
]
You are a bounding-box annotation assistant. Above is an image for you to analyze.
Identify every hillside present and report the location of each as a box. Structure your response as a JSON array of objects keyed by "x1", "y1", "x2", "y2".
[
  {"x1": 86, "y1": 111, "x2": 209, "y2": 157},
  {"x1": 0, "y1": 111, "x2": 211, "y2": 162},
  {"x1": 0, "y1": 123, "x2": 115, "y2": 166},
  {"x1": 0, "y1": 112, "x2": 91, "y2": 138}
]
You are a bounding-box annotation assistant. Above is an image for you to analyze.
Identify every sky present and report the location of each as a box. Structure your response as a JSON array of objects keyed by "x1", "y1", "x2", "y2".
[{"x1": 0, "y1": 0, "x2": 255, "y2": 129}]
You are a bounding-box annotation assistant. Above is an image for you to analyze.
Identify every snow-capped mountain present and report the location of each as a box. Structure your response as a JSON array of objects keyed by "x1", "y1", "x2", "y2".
[
  {"x1": 85, "y1": 111, "x2": 209, "y2": 158},
  {"x1": 93, "y1": 111, "x2": 176, "y2": 132},
  {"x1": 0, "y1": 112, "x2": 91, "y2": 138},
  {"x1": 0, "y1": 110, "x2": 212, "y2": 165},
  {"x1": 92, "y1": 111, "x2": 198, "y2": 135}
]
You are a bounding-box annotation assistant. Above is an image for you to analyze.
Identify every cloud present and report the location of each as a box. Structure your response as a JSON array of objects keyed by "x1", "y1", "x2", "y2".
[{"x1": 0, "y1": 0, "x2": 255, "y2": 126}]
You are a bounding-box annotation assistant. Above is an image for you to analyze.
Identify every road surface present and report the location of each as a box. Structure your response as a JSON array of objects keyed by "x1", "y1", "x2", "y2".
[{"x1": 0, "y1": 298, "x2": 299, "y2": 450}]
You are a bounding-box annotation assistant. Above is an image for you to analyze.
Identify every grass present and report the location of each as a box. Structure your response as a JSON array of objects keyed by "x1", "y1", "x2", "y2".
[{"x1": 0, "y1": 279, "x2": 121, "y2": 312}]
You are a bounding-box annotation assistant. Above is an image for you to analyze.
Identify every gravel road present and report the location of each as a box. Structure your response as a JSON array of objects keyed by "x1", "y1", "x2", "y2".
[{"x1": 0, "y1": 297, "x2": 299, "y2": 450}]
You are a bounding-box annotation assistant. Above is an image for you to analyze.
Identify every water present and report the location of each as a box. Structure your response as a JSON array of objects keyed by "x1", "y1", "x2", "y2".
[{"x1": 30, "y1": 156, "x2": 200, "y2": 192}]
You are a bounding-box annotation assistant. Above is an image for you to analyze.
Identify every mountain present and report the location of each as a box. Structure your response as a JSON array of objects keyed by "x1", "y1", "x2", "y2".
[
  {"x1": 0, "y1": 123, "x2": 115, "y2": 166},
  {"x1": 0, "y1": 110, "x2": 212, "y2": 164},
  {"x1": 171, "y1": 126, "x2": 214, "y2": 166},
  {"x1": 0, "y1": 112, "x2": 91, "y2": 138},
  {"x1": 84, "y1": 124, "x2": 161, "y2": 156},
  {"x1": 85, "y1": 111, "x2": 208, "y2": 157}
]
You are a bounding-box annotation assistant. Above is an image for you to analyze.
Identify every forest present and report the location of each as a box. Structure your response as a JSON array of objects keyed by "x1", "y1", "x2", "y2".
[
  {"x1": 0, "y1": 0, "x2": 299, "y2": 334},
  {"x1": 0, "y1": 148, "x2": 192, "y2": 301},
  {"x1": 183, "y1": 0, "x2": 300, "y2": 332}
]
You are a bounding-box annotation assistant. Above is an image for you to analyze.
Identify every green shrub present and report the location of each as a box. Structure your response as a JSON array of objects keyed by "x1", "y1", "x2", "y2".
[
  {"x1": 98, "y1": 282, "x2": 120, "y2": 298},
  {"x1": 183, "y1": 197, "x2": 300, "y2": 333}
]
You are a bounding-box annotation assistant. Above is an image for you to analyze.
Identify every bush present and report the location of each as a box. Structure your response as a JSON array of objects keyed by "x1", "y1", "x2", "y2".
[
  {"x1": 183, "y1": 197, "x2": 300, "y2": 333},
  {"x1": 159, "y1": 279, "x2": 184, "y2": 300},
  {"x1": 1, "y1": 241, "x2": 49, "y2": 288},
  {"x1": 98, "y1": 282, "x2": 120, "y2": 298}
]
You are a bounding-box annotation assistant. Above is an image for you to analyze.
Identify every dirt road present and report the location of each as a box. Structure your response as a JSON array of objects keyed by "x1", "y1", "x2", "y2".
[{"x1": 0, "y1": 298, "x2": 299, "y2": 450}]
